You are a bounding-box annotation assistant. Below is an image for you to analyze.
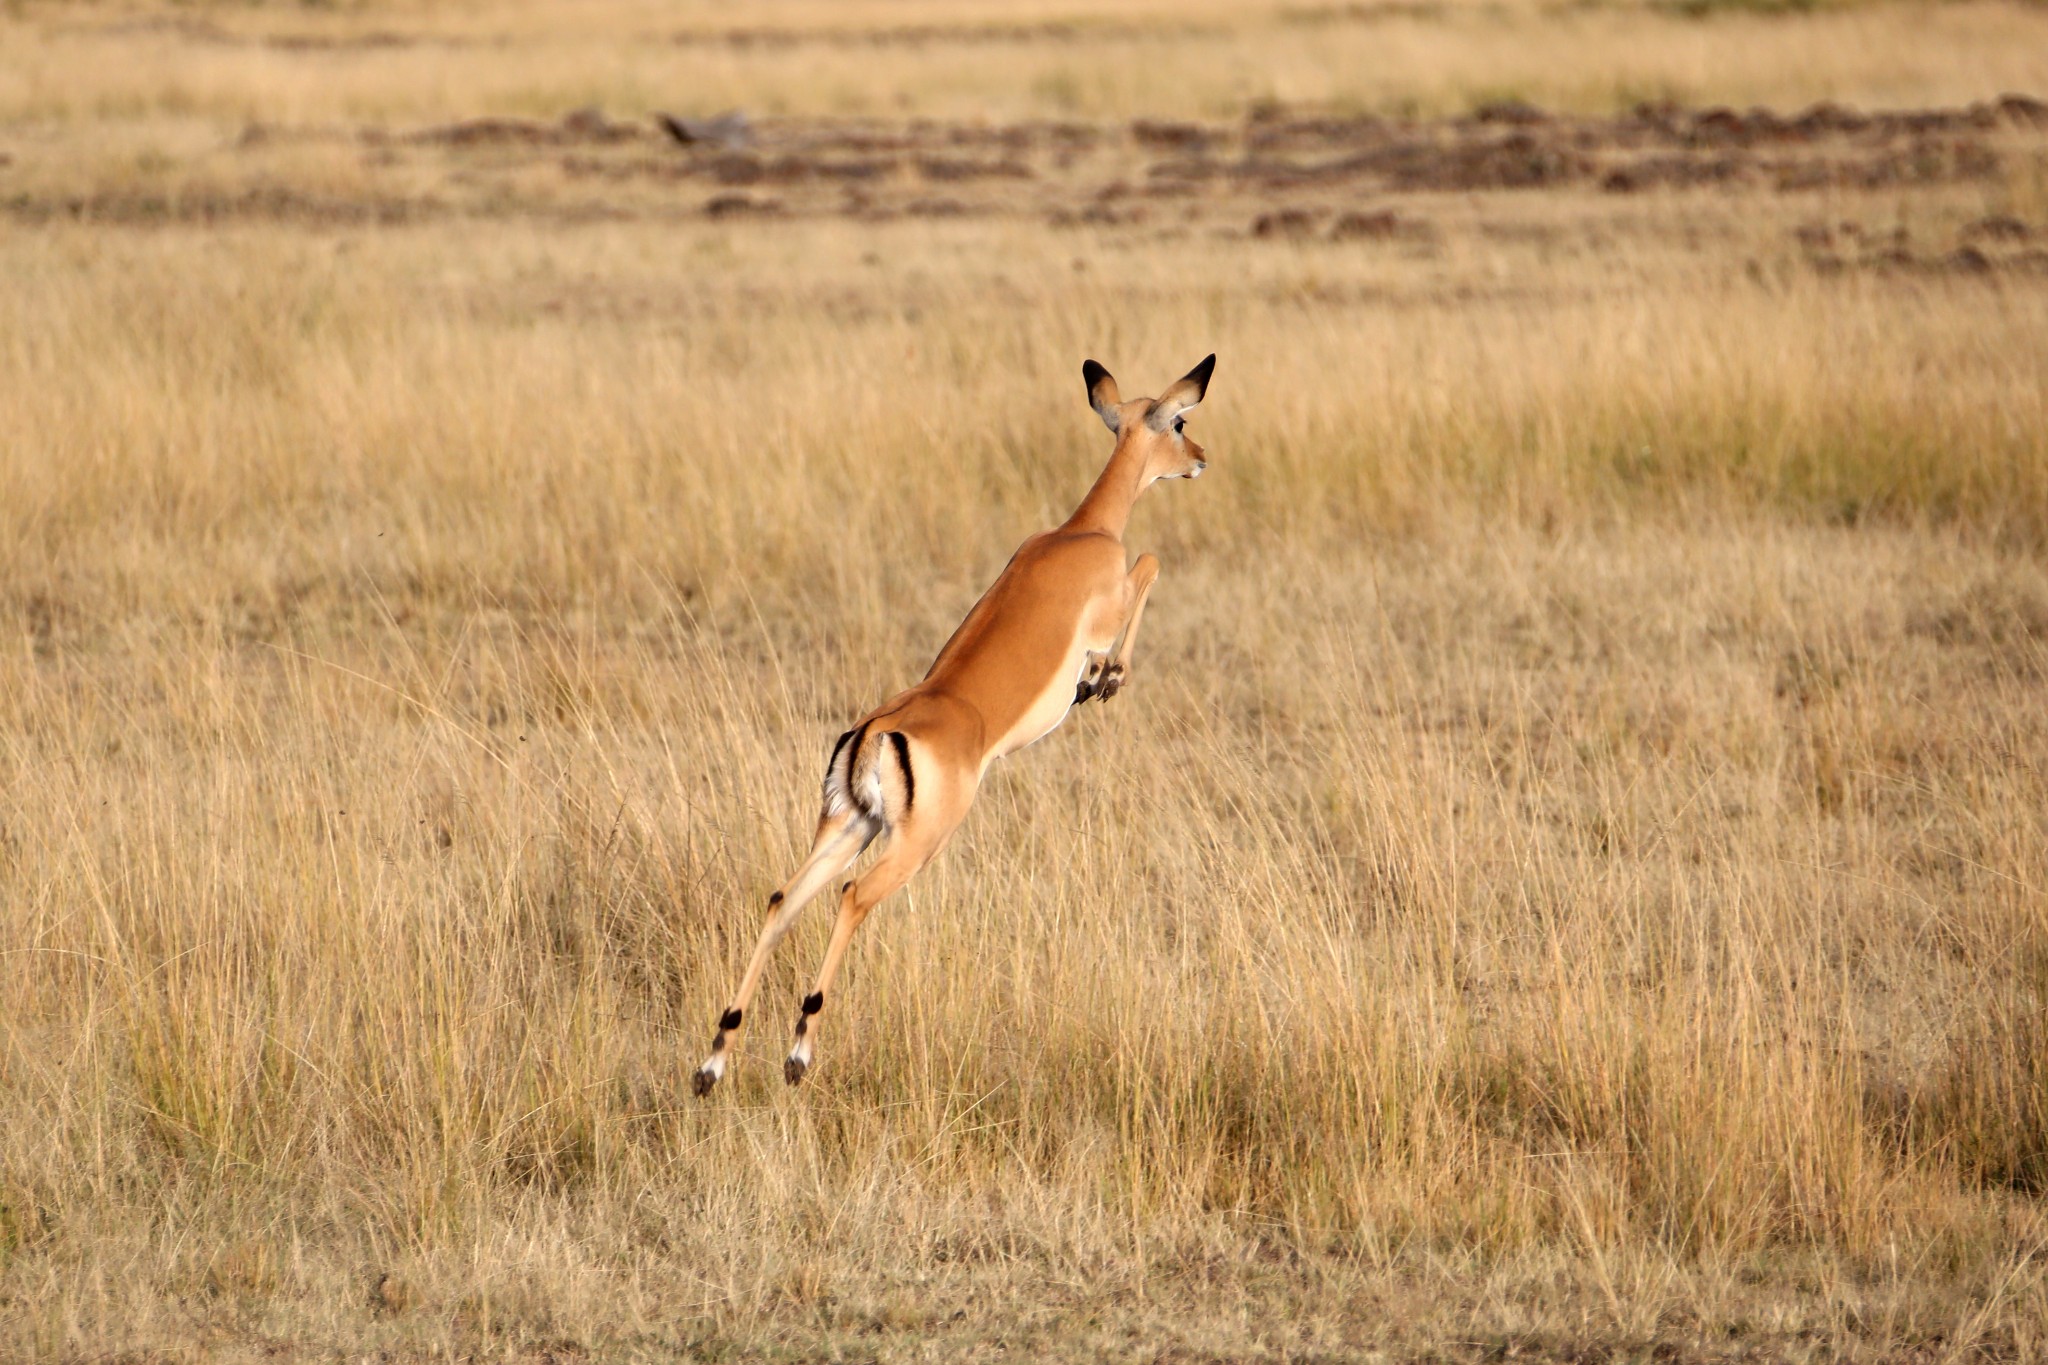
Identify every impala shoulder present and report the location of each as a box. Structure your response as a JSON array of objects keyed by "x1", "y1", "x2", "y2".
[
  {"x1": 1007, "y1": 529, "x2": 1065, "y2": 561},
  {"x1": 1053, "y1": 534, "x2": 1133, "y2": 588},
  {"x1": 1029, "y1": 527, "x2": 1126, "y2": 565}
]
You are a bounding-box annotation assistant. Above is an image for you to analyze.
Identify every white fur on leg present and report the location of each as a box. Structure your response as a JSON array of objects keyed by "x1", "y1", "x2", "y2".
[{"x1": 692, "y1": 1051, "x2": 727, "y2": 1096}]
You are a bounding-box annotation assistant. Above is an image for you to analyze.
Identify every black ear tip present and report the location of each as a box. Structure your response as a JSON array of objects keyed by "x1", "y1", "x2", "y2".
[
  {"x1": 1082, "y1": 359, "x2": 1109, "y2": 386},
  {"x1": 1193, "y1": 353, "x2": 1217, "y2": 382}
]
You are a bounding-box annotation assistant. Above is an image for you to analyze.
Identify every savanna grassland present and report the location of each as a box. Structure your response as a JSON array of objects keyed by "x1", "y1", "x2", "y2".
[{"x1": 5, "y1": 1, "x2": 2048, "y2": 1359}]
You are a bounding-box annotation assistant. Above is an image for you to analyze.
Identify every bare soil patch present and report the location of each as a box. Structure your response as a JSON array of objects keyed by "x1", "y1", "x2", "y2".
[{"x1": 13, "y1": 98, "x2": 2043, "y2": 236}]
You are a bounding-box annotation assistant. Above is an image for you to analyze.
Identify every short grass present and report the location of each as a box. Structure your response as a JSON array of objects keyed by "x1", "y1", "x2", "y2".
[{"x1": 9, "y1": 0, "x2": 2048, "y2": 126}]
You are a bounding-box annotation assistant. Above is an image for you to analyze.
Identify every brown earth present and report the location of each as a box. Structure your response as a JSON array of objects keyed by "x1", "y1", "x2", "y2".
[{"x1": 17, "y1": 97, "x2": 2048, "y2": 248}]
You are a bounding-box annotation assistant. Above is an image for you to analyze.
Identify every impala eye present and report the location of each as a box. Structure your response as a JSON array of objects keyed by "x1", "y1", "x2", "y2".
[{"x1": 1172, "y1": 417, "x2": 1185, "y2": 435}]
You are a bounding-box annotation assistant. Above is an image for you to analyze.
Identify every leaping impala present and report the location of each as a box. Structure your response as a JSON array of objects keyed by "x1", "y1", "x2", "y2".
[{"x1": 693, "y1": 354, "x2": 1216, "y2": 1096}]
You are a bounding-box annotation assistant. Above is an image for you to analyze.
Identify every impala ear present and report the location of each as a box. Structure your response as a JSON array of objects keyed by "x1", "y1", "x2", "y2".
[
  {"x1": 1146, "y1": 353, "x2": 1215, "y2": 432},
  {"x1": 1083, "y1": 359, "x2": 1121, "y2": 433}
]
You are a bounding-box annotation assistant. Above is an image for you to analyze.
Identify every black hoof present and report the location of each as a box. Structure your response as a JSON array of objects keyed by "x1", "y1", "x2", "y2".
[
  {"x1": 784, "y1": 1056, "x2": 808, "y2": 1087},
  {"x1": 1074, "y1": 680, "x2": 1096, "y2": 704},
  {"x1": 691, "y1": 1067, "x2": 717, "y2": 1098}
]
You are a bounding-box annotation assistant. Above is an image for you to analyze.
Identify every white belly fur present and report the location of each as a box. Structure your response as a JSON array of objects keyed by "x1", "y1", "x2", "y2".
[{"x1": 985, "y1": 626, "x2": 1095, "y2": 766}]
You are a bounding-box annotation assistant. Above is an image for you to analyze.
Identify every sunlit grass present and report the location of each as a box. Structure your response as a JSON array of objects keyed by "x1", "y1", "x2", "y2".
[{"x1": 4, "y1": 0, "x2": 2048, "y2": 1358}]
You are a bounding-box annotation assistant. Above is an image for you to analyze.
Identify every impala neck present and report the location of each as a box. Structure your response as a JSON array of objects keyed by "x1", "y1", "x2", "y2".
[{"x1": 1063, "y1": 436, "x2": 1150, "y2": 539}]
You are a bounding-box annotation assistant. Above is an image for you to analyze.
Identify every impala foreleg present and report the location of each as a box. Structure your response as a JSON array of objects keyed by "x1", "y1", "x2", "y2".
[
  {"x1": 784, "y1": 826, "x2": 940, "y2": 1086},
  {"x1": 1097, "y1": 552, "x2": 1160, "y2": 702},
  {"x1": 693, "y1": 811, "x2": 876, "y2": 1096}
]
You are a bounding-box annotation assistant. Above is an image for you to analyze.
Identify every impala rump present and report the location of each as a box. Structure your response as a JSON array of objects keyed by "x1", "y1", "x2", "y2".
[{"x1": 824, "y1": 721, "x2": 919, "y2": 828}]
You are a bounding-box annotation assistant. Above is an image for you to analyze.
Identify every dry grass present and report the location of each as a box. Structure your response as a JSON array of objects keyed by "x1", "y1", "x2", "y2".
[
  {"x1": 10, "y1": 0, "x2": 2048, "y2": 127},
  {"x1": 5, "y1": 1, "x2": 2048, "y2": 1360}
]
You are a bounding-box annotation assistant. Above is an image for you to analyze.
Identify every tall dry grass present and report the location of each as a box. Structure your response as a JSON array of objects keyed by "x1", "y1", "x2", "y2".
[
  {"x1": 5, "y1": 0, "x2": 2048, "y2": 1358},
  {"x1": 4, "y1": 214, "x2": 2046, "y2": 1356}
]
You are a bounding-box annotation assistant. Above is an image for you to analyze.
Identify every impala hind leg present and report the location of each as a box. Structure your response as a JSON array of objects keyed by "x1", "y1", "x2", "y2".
[
  {"x1": 693, "y1": 812, "x2": 876, "y2": 1096},
  {"x1": 784, "y1": 826, "x2": 941, "y2": 1085}
]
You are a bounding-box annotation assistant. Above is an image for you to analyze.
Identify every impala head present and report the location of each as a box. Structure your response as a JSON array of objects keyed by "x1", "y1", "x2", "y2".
[{"x1": 1083, "y1": 354, "x2": 1216, "y2": 485}]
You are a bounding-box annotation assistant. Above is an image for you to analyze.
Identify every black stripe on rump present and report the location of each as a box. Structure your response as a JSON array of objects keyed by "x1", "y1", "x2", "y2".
[
  {"x1": 886, "y1": 730, "x2": 915, "y2": 813},
  {"x1": 832, "y1": 721, "x2": 879, "y2": 821},
  {"x1": 847, "y1": 721, "x2": 871, "y2": 793},
  {"x1": 827, "y1": 728, "x2": 855, "y2": 773}
]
